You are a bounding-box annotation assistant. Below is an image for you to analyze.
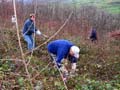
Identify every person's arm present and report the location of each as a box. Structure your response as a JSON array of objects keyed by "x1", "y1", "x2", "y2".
[
  {"x1": 69, "y1": 56, "x2": 77, "y2": 74},
  {"x1": 71, "y1": 63, "x2": 77, "y2": 72}
]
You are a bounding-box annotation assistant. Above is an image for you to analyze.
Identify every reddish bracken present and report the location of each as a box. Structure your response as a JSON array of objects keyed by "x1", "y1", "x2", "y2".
[{"x1": 108, "y1": 30, "x2": 120, "y2": 39}]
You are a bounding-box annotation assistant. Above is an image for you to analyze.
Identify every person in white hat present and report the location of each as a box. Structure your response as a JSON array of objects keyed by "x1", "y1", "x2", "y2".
[{"x1": 47, "y1": 39, "x2": 80, "y2": 79}]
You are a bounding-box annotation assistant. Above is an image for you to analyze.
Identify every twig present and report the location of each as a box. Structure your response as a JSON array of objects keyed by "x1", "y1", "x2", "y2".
[
  {"x1": 13, "y1": 0, "x2": 24, "y2": 59},
  {"x1": 0, "y1": 58, "x2": 23, "y2": 62},
  {"x1": 32, "y1": 62, "x2": 51, "y2": 80},
  {"x1": 13, "y1": 0, "x2": 34, "y2": 89},
  {"x1": 53, "y1": 59, "x2": 69, "y2": 90}
]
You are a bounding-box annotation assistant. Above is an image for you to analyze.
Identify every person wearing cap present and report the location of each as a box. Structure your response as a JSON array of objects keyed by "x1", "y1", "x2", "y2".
[
  {"x1": 22, "y1": 13, "x2": 47, "y2": 52},
  {"x1": 47, "y1": 39, "x2": 80, "y2": 77}
]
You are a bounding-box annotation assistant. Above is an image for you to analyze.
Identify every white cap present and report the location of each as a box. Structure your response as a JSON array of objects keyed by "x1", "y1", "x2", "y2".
[{"x1": 71, "y1": 46, "x2": 80, "y2": 58}]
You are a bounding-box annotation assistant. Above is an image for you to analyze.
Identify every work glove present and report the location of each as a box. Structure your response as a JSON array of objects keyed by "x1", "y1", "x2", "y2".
[
  {"x1": 36, "y1": 30, "x2": 48, "y2": 40},
  {"x1": 36, "y1": 30, "x2": 42, "y2": 35}
]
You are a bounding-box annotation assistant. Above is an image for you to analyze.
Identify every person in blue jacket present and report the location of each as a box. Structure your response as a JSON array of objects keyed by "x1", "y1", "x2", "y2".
[
  {"x1": 90, "y1": 28, "x2": 97, "y2": 42},
  {"x1": 47, "y1": 39, "x2": 80, "y2": 77},
  {"x1": 22, "y1": 13, "x2": 47, "y2": 52}
]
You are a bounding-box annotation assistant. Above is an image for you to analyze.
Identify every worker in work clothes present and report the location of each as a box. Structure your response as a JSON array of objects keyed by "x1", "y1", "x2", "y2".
[
  {"x1": 22, "y1": 13, "x2": 47, "y2": 52},
  {"x1": 47, "y1": 39, "x2": 80, "y2": 79}
]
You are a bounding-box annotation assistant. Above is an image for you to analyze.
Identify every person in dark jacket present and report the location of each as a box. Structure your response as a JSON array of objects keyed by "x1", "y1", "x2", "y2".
[
  {"x1": 90, "y1": 28, "x2": 97, "y2": 42},
  {"x1": 22, "y1": 13, "x2": 47, "y2": 52},
  {"x1": 47, "y1": 39, "x2": 80, "y2": 78}
]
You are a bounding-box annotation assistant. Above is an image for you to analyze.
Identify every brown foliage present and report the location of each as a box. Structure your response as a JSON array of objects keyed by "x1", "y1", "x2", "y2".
[{"x1": 108, "y1": 30, "x2": 120, "y2": 39}]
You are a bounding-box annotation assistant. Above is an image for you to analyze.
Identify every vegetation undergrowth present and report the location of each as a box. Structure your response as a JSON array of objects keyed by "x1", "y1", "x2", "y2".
[{"x1": 0, "y1": 28, "x2": 120, "y2": 90}]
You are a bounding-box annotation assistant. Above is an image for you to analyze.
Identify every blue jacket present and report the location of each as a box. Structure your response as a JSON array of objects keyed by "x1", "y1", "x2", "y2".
[
  {"x1": 22, "y1": 19, "x2": 37, "y2": 35},
  {"x1": 90, "y1": 29, "x2": 97, "y2": 40},
  {"x1": 47, "y1": 39, "x2": 77, "y2": 64}
]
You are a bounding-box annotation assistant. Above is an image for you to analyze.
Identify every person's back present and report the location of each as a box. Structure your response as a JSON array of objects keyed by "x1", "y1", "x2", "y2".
[
  {"x1": 22, "y1": 18, "x2": 36, "y2": 35},
  {"x1": 47, "y1": 39, "x2": 74, "y2": 55},
  {"x1": 90, "y1": 28, "x2": 97, "y2": 42}
]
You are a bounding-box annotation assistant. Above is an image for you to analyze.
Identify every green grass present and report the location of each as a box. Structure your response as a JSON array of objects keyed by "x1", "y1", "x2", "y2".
[
  {"x1": 106, "y1": 6, "x2": 120, "y2": 14},
  {"x1": 69, "y1": 0, "x2": 120, "y2": 14}
]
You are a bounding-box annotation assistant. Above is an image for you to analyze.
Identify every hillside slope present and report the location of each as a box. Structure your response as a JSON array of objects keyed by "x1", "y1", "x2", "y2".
[
  {"x1": 0, "y1": 28, "x2": 120, "y2": 90},
  {"x1": 70, "y1": 0, "x2": 120, "y2": 14}
]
